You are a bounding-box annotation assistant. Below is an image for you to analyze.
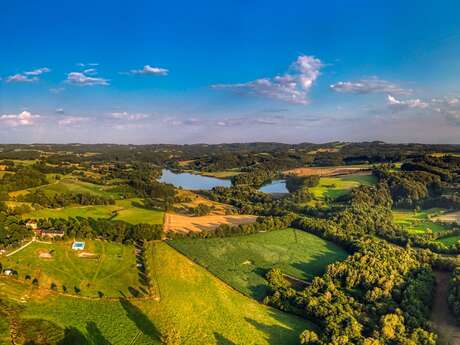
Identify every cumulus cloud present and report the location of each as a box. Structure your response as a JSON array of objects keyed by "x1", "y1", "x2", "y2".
[
  {"x1": 126, "y1": 65, "x2": 169, "y2": 76},
  {"x1": 110, "y1": 111, "x2": 149, "y2": 120},
  {"x1": 66, "y1": 72, "x2": 109, "y2": 86},
  {"x1": 387, "y1": 95, "x2": 428, "y2": 109},
  {"x1": 6, "y1": 67, "x2": 51, "y2": 83},
  {"x1": 211, "y1": 55, "x2": 323, "y2": 104},
  {"x1": 0, "y1": 111, "x2": 40, "y2": 126},
  {"x1": 330, "y1": 77, "x2": 410, "y2": 96}
]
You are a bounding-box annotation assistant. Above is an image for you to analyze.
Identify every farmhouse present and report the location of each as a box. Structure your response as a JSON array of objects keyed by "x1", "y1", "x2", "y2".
[
  {"x1": 40, "y1": 229, "x2": 65, "y2": 239},
  {"x1": 72, "y1": 241, "x2": 85, "y2": 250},
  {"x1": 26, "y1": 220, "x2": 38, "y2": 230}
]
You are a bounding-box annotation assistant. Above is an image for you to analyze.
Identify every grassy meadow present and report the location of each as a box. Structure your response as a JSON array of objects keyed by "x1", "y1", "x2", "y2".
[
  {"x1": 392, "y1": 209, "x2": 447, "y2": 234},
  {"x1": 170, "y1": 228, "x2": 348, "y2": 299},
  {"x1": 307, "y1": 173, "x2": 376, "y2": 205},
  {"x1": 24, "y1": 198, "x2": 164, "y2": 225},
  {"x1": 2, "y1": 240, "x2": 143, "y2": 298},
  {"x1": 0, "y1": 243, "x2": 313, "y2": 344},
  {"x1": 436, "y1": 235, "x2": 460, "y2": 246}
]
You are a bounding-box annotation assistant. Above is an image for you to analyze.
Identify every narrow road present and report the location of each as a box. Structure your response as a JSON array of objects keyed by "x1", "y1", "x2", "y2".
[
  {"x1": 431, "y1": 271, "x2": 460, "y2": 345},
  {"x1": 6, "y1": 237, "x2": 36, "y2": 257}
]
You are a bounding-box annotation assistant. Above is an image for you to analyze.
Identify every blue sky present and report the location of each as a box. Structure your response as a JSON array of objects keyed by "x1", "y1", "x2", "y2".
[{"x1": 1, "y1": 0, "x2": 460, "y2": 144}]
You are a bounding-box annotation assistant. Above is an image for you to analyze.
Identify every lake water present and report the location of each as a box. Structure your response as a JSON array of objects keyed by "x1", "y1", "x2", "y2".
[
  {"x1": 159, "y1": 169, "x2": 232, "y2": 190},
  {"x1": 259, "y1": 180, "x2": 289, "y2": 194}
]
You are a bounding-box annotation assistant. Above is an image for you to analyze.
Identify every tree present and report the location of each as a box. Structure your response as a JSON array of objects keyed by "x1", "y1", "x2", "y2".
[
  {"x1": 299, "y1": 330, "x2": 320, "y2": 344},
  {"x1": 161, "y1": 327, "x2": 180, "y2": 345}
]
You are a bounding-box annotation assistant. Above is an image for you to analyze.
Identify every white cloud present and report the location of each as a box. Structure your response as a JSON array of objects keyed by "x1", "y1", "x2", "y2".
[
  {"x1": 211, "y1": 55, "x2": 323, "y2": 104},
  {"x1": 6, "y1": 67, "x2": 51, "y2": 83},
  {"x1": 76, "y1": 62, "x2": 99, "y2": 67},
  {"x1": 66, "y1": 72, "x2": 109, "y2": 86},
  {"x1": 83, "y1": 68, "x2": 97, "y2": 75},
  {"x1": 110, "y1": 111, "x2": 149, "y2": 120},
  {"x1": 6, "y1": 74, "x2": 38, "y2": 83},
  {"x1": 24, "y1": 67, "x2": 51, "y2": 76},
  {"x1": 330, "y1": 77, "x2": 410, "y2": 96},
  {"x1": 126, "y1": 65, "x2": 169, "y2": 76},
  {"x1": 55, "y1": 108, "x2": 65, "y2": 114},
  {"x1": 387, "y1": 95, "x2": 428, "y2": 109},
  {"x1": 58, "y1": 116, "x2": 88, "y2": 127},
  {"x1": 0, "y1": 111, "x2": 40, "y2": 126}
]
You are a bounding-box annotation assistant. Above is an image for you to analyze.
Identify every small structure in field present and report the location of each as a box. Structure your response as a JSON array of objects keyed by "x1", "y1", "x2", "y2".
[
  {"x1": 41, "y1": 229, "x2": 65, "y2": 239},
  {"x1": 26, "y1": 220, "x2": 38, "y2": 230},
  {"x1": 72, "y1": 241, "x2": 85, "y2": 251},
  {"x1": 3, "y1": 269, "x2": 16, "y2": 276}
]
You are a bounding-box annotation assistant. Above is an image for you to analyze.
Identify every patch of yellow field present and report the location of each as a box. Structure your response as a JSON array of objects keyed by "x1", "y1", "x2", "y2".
[
  {"x1": 164, "y1": 213, "x2": 257, "y2": 233},
  {"x1": 174, "y1": 189, "x2": 232, "y2": 214},
  {"x1": 433, "y1": 211, "x2": 460, "y2": 224},
  {"x1": 283, "y1": 165, "x2": 370, "y2": 177}
]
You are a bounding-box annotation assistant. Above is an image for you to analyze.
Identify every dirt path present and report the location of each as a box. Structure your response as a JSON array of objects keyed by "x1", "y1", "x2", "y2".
[
  {"x1": 431, "y1": 271, "x2": 460, "y2": 345},
  {"x1": 6, "y1": 237, "x2": 36, "y2": 257}
]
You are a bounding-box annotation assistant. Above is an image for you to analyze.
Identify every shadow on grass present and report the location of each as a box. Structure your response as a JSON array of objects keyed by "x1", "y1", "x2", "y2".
[
  {"x1": 58, "y1": 327, "x2": 89, "y2": 345},
  {"x1": 119, "y1": 298, "x2": 160, "y2": 341},
  {"x1": 86, "y1": 321, "x2": 111, "y2": 345},
  {"x1": 57, "y1": 322, "x2": 112, "y2": 345},
  {"x1": 213, "y1": 332, "x2": 237, "y2": 345}
]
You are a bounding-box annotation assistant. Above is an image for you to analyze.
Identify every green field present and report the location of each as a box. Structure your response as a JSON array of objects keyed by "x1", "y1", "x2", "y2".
[
  {"x1": 25, "y1": 204, "x2": 121, "y2": 220},
  {"x1": 10, "y1": 177, "x2": 120, "y2": 200},
  {"x1": 170, "y1": 228, "x2": 348, "y2": 299},
  {"x1": 437, "y1": 235, "x2": 460, "y2": 246},
  {"x1": 393, "y1": 209, "x2": 447, "y2": 234},
  {"x1": 0, "y1": 243, "x2": 312, "y2": 344},
  {"x1": 308, "y1": 174, "x2": 376, "y2": 203},
  {"x1": 24, "y1": 199, "x2": 164, "y2": 225},
  {"x1": 2, "y1": 240, "x2": 143, "y2": 298}
]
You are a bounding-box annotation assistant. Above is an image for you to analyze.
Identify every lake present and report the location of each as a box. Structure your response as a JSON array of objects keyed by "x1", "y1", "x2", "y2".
[
  {"x1": 159, "y1": 169, "x2": 232, "y2": 190},
  {"x1": 259, "y1": 180, "x2": 289, "y2": 194}
]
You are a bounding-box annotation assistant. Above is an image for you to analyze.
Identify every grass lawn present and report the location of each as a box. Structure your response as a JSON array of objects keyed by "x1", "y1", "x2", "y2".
[
  {"x1": 392, "y1": 208, "x2": 447, "y2": 234},
  {"x1": 2, "y1": 240, "x2": 143, "y2": 298},
  {"x1": 113, "y1": 206, "x2": 164, "y2": 225},
  {"x1": 437, "y1": 235, "x2": 460, "y2": 246},
  {"x1": 0, "y1": 242, "x2": 313, "y2": 344},
  {"x1": 170, "y1": 228, "x2": 348, "y2": 299}
]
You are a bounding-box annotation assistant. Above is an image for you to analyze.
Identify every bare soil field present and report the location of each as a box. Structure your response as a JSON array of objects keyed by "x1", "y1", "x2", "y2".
[
  {"x1": 434, "y1": 211, "x2": 460, "y2": 224},
  {"x1": 431, "y1": 271, "x2": 460, "y2": 345},
  {"x1": 283, "y1": 166, "x2": 370, "y2": 177},
  {"x1": 163, "y1": 213, "x2": 257, "y2": 233}
]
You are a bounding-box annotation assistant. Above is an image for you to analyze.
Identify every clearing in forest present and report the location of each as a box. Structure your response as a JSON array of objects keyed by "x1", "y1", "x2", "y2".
[
  {"x1": 434, "y1": 210, "x2": 460, "y2": 224},
  {"x1": 392, "y1": 209, "x2": 448, "y2": 234},
  {"x1": 170, "y1": 228, "x2": 348, "y2": 299},
  {"x1": 283, "y1": 165, "x2": 371, "y2": 177}
]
